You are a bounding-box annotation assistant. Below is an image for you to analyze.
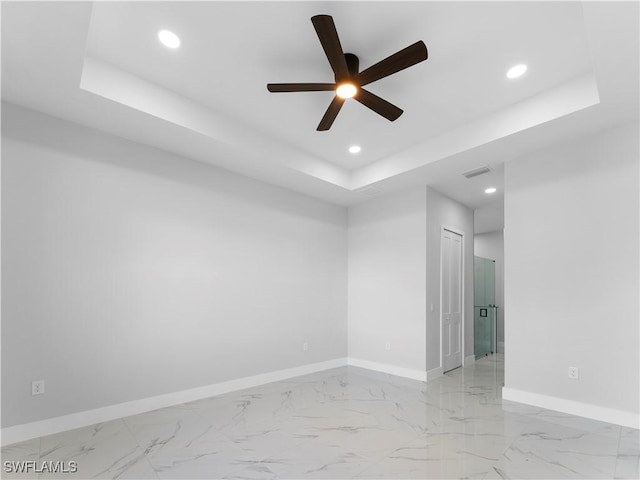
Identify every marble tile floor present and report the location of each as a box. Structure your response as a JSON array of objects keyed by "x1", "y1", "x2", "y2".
[{"x1": 2, "y1": 354, "x2": 638, "y2": 479}]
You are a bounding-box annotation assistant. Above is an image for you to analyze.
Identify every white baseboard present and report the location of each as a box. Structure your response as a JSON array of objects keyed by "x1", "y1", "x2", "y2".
[
  {"x1": 464, "y1": 355, "x2": 476, "y2": 366},
  {"x1": 347, "y1": 357, "x2": 427, "y2": 382},
  {"x1": 426, "y1": 366, "x2": 443, "y2": 381},
  {"x1": 1, "y1": 357, "x2": 348, "y2": 447},
  {"x1": 502, "y1": 386, "x2": 640, "y2": 429}
]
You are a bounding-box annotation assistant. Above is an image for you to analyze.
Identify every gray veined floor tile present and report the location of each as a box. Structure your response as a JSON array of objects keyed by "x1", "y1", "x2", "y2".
[
  {"x1": 124, "y1": 405, "x2": 210, "y2": 458},
  {"x1": 354, "y1": 435, "x2": 497, "y2": 479},
  {"x1": 125, "y1": 407, "x2": 249, "y2": 479},
  {"x1": 514, "y1": 405, "x2": 622, "y2": 440},
  {"x1": 222, "y1": 418, "x2": 312, "y2": 462},
  {"x1": 493, "y1": 418, "x2": 620, "y2": 479},
  {"x1": 309, "y1": 421, "x2": 419, "y2": 462},
  {"x1": 252, "y1": 436, "x2": 379, "y2": 479},
  {"x1": 1, "y1": 438, "x2": 40, "y2": 480},
  {"x1": 615, "y1": 427, "x2": 640, "y2": 479},
  {"x1": 221, "y1": 463, "x2": 281, "y2": 480},
  {"x1": 433, "y1": 409, "x2": 533, "y2": 441},
  {"x1": 2, "y1": 355, "x2": 637, "y2": 480},
  {"x1": 37, "y1": 419, "x2": 153, "y2": 479}
]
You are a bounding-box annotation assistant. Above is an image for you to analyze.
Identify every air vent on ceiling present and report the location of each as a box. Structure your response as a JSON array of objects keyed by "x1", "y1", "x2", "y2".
[{"x1": 461, "y1": 166, "x2": 491, "y2": 179}]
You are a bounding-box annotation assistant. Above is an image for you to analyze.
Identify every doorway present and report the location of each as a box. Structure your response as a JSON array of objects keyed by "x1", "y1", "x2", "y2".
[
  {"x1": 474, "y1": 256, "x2": 497, "y2": 358},
  {"x1": 441, "y1": 228, "x2": 463, "y2": 373}
]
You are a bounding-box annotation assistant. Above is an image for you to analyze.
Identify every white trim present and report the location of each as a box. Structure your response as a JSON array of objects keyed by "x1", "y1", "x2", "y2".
[
  {"x1": 1, "y1": 358, "x2": 347, "y2": 446},
  {"x1": 464, "y1": 354, "x2": 476, "y2": 366},
  {"x1": 497, "y1": 341, "x2": 505, "y2": 353},
  {"x1": 347, "y1": 357, "x2": 427, "y2": 382},
  {"x1": 426, "y1": 366, "x2": 444, "y2": 381},
  {"x1": 440, "y1": 225, "x2": 466, "y2": 373},
  {"x1": 439, "y1": 227, "x2": 443, "y2": 370},
  {"x1": 502, "y1": 387, "x2": 640, "y2": 429}
]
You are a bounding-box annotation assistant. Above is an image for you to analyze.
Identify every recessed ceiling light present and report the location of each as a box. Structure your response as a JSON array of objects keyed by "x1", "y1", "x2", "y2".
[
  {"x1": 349, "y1": 145, "x2": 361, "y2": 154},
  {"x1": 336, "y1": 83, "x2": 357, "y2": 99},
  {"x1": 485, "y1": 187, "x2": 497, "y2": 194},
  {"x1": 506, "y1": 64, "x2": 527, "y2": 79},
  {"x1": 158, "y1": 30, "x2": 180, "y2": 49}
]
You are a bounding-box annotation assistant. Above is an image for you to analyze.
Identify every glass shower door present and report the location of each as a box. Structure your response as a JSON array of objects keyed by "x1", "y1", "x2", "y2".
[{"x1": 474, "y1": 256, "x2": 496, "y2": 358}]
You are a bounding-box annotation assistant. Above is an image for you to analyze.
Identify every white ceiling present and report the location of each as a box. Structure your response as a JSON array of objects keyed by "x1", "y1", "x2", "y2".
[{"x1": 2, "y1": 2, "x2": 638, "y2": 209}]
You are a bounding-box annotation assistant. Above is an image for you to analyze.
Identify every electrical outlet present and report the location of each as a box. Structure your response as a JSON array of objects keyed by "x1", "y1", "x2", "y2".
[
  {"x1": 32, "y1": 380, "x2": 45, "y2": 396},
  {"x1": 303, "y1": 342, "x2": 308, "y2": 351},
  {"x1": 568, "y1": 366, "x2": 579, "y2": 380},
  {"x1": 385, "y1": 342, "x2": 391, "y2": 351}
]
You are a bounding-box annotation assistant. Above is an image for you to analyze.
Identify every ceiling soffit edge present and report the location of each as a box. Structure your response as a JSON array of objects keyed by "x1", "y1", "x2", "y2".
[{"x1": 81, "y1": 55, "x2": 600, "y2": 193}]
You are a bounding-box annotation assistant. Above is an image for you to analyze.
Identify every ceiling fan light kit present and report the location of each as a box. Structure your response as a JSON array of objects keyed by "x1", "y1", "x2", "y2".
[
  {"x1": 336, "y1": 83, "x2": 357, "y2": 99},
  {"x1": 267, "y1": 15, "x2": 428, "y2": 131}
]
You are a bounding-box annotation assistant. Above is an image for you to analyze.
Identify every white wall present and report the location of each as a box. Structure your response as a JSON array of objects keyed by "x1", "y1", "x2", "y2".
[
  {"x1": 347, "y1": 188, "x2": 427, "y2": 374},
  {"x1": 1, "y1": 104, "x2": 348, "y2": 428},
  {"x1": 504, "y1": 122, "x2": 639, "y2": 426},
  {"x1": 348, "y1": 187, "x2": 474, "y2": 377},
  {"x1": 426, "y1": 187, "x2": 475, "y2": 371},
  {"x1": 474, "y1": 230, "x2": 505, "y2": 352},
  {"x1": 474, "y1": 199, "x2": 504, "y2": 234}
]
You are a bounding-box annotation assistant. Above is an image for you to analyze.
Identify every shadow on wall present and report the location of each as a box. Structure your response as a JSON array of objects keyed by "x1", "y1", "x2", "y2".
[{"x1": 2, "y1": 104, "x2": 344, "y2": 225}]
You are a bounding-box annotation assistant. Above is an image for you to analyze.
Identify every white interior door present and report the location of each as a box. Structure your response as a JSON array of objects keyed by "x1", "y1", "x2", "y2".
[{"x1": 442, "y1": 229, "x2": 463, "y2": 372}]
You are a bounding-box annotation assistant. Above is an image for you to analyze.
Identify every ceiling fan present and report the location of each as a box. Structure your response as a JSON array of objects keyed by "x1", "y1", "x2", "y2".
[{"x1": 267, "y1": 15, "x2": 428, "y2": 131}]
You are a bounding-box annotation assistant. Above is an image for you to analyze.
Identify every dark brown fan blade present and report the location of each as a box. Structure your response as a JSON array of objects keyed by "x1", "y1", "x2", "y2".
[
  {"x1": 354, "y1": 41, "x2": 428, "y2": 87},
  {"x1": 311, "y1": 15, "x2": 350, "y2": 81},
  {"x1": 354, "y1": 88, "x2": 403, "y2": 121},
  {"x1": 317, "y1": 96, "x2": 345, "y2": 131},
  {"x1": 267, "y1": 83, "x2": 336, "y2": 92}
]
